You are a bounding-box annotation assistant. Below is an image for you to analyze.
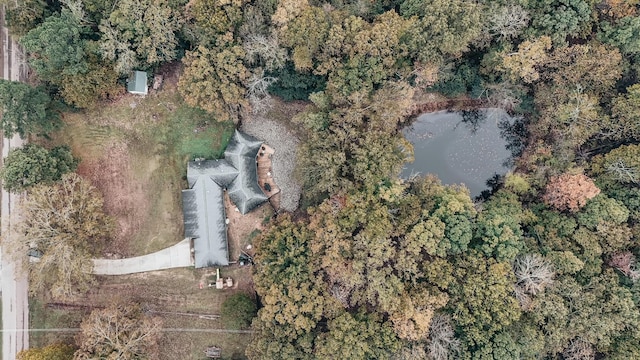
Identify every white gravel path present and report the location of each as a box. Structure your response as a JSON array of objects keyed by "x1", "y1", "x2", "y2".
[{"x1": 241, "y1": 116, "x2": 301, "y2": 212}]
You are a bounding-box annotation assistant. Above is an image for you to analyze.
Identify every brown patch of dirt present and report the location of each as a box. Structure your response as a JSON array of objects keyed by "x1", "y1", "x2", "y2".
[
  {"x1": 224, "y1": 193, "x2": 273, "y2": 263},
  {"x1": 155, "y1": 61, "x2": 182, "y2": 88},
  {"x1": 76, "y1": 141, "x2": 150, "y2": 256},
  {"x1": 408, "y1": 98, "x2": 486, "y2": 117},
  {"x1": 407, "y1": 90, "x2": 487, "y2": 119}
]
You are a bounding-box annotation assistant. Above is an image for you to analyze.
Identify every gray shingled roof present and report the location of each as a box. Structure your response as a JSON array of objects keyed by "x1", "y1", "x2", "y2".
[
  {"x1": 183, "y1": 130, "x2": 268, "y2": 268},
  {"x1": 224, "y1": 130, "x2": 267, "y2": 214},
  {"x1": 188, "y1": 159, "x2": 239, "y2": 188},
  {"x1": 182, "y1": 177, "x2": 229, "y2": 268}
]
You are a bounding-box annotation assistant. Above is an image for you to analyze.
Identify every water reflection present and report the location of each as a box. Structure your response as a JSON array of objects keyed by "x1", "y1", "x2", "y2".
[{"x1": 402, "y1": 109, "x2": 517, "y2": 198}]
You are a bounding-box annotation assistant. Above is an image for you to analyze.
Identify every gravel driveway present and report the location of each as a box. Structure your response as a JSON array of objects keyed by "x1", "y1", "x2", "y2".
[{"x1": 241, "y1": 116, "x2": 301, "y2": 212}]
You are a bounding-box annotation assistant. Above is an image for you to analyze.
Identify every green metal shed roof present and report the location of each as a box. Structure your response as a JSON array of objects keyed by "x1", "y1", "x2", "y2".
[{"x1": 127, "y1": 70, "x2": 148, "y2": 95}]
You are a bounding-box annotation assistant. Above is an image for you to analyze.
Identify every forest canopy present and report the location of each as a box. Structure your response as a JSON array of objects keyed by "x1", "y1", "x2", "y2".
[{"x1": 10, "y1": 0, "x2": 640, "y2": 359}]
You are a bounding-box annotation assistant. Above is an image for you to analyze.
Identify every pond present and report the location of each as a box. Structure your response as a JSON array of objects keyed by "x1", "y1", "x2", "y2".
[{"x1": 401, "y1": 108, "x2": 515, "y2": 198}]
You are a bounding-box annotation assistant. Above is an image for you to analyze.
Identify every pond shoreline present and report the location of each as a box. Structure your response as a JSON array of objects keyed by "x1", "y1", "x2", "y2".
[{"x1": 407, "y1": 97, "x2": 487, "y2": 119}]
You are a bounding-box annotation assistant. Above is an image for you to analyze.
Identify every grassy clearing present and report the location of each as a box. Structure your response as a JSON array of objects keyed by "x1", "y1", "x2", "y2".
[
  {"x1": 27, "y1": 267, "x2": 254, "y2": 357},
  {"x1": 92, "y1": 267, "x2": 253, "y2": 359},
  {"x1": 162, "y1": 105, "x2": 235, "y2": 160},
  {"x1": 159, "y1": 321, "x2": 251, "y2": 360},
  {"x1": 46, "y1": 86, "x2": 234, "y2": 255},
  {"x1": 28, "y1": 298, "x2": 86, "y2": 348}
]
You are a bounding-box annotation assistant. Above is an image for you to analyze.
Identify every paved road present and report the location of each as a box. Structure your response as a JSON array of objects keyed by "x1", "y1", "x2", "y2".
[
  {"x1": 6, "y1": 327, "x2": 254, "y2": 334},
  {"x1": 93, "y1": 238, "x2": 194, "y2": 275},
  {"x1": 1, "y1": 6, "x2": 29, "y2": 360}
]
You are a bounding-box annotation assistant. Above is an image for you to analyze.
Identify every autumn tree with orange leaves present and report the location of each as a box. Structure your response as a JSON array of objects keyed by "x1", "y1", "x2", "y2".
[{"x1": 543, "y1": 173, "x2": 600, "y2": 212}]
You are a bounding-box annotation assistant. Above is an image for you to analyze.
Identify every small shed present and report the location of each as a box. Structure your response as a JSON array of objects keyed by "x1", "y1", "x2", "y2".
[
  {"x1": 127, "y1": 70, "x2": 148, "y2": 95},
  {"x1": 205, "y1": 346, "x2": 222, "y2": 358}
]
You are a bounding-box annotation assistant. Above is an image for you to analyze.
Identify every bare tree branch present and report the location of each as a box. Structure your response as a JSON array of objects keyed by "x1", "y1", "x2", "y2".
[
  {"x1": 488, "y1": 5, "x2": 530, "y2": 41},
  {"x1": 563, "y1": 338, "x2": 595, "y2": 360},
  {"x1": 426, "y1": 314, "x2": 460, "y2": 360},
  {"x1": 514, "y1": 254, "x2": 555, "y2": 296},
  {"x1": 246, "y1": 69, "x2": 277, "y2": 115}
]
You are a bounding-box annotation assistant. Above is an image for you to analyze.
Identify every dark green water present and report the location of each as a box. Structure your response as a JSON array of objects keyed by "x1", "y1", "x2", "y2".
[{"x1": 402, "y1": 109, "x2": 513, "y2": 197}]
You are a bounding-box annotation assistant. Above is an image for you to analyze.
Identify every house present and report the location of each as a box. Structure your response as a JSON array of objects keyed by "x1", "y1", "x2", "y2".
[
  {"x1": 127, "y1": 70, "x2": 148, "y2": 95},
  {"x1": 181, "y1": 130, "x2": 268, "y2": 268}
]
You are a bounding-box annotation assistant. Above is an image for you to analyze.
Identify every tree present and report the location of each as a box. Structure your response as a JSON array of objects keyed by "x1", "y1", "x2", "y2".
[
  {"x1": 246, "y1": 69, "x2": 277, "y2": 114},
  {"x1": 598, "y1": 0, "x2": 638, "y2": 20},
  {"x1": 295, "y1": 83, "x2": 416, "y2": 200},
  {"x1": 525, "y1": 0, "x2": 594, "y2": 44},
  {"x1": 562, "y1": 338, "x2": 595, "y2": 360},
  {"x1": 529, "y1": 272, "x2": 640, "y2": 356},
  {"x1": 526, "y1": 44, "x2": 621, "y2": 149},
  {"x1": 499, "y1": 36, "x2": 552, "y2": 84},
  {"x1": 5, "y1": 0, "x2": 52, "y2": 36},
  {"x1": 542, "y1": 173, "x2": 600, "y2": 213},
  {"x1": 450, "y1": 253, "x2": 521, "y2": 348},
  {"x1": 178, "y1": 43, "x2": 248, "y2": 122},
  {"x1": 221, "y1": 293, "x2": 257, "y2": 329},
  {"x1": 17, "y1": 343, "x2": 75, "y2": 360},
  {"x1": 0, "y1": 80, "x2": 59, "y2": 138},
  {"x1": 487, "y1": 5, "x2": 530, "y2": 42},
  {"x1": 514, "y1": 254, "x2": 554, "y2": 296},
  {"x1": 471, "y1": 331, "x2": 523, "y2": 360},
  {"x1": 608, "y1": 252, "x2": 640, "y2": 280},
  {"x1": 315, "y1": 11, "x2": 414, "y2": 98},
  {"x1": 248, "y1": 216, "x2": 330, "y2": 359},
  {"x1": 16, "y1": 173, "x2": 113, "y2": 299},
  {"x1": 314, "y1": 311, "x2": 400, "y2": 360},
  {"x1": 591, "y1": 144, "x2": 640, "y2": 184},
  {"x1": 99, "y1": 0, "x2": 183, "y2": 74},
  {"x1": 59, "y1": 59, "x2": 122, "y2": 108},
  {"x1": 599, "y1": 15, "x2": 640, "y2": 57},
  {"x1": 188, "y1": 0, "x2": 250, "y2": 43},
  {"x1": 1, "y1": 144, "x2": 78, "y2": 192},
  {"x1": 401, "y1": 0, "x2": 482, "y2": 62},
  {"x1": 474, "y1": 190, "x2": 524, "y2": 262},
  {"x1": 307, "y1": 180, "x2": 454, "y2": 335},
  {"x1": 276, "y1": 3, "x2": 331, "y2": 72},
  {"x1": 243, "y1": 33, "x2": 288, "y2": 71},
  {"x1": 539, "y1": 44, "x2": 622, "y2": 97},
  {"x1": 537, "y1": 85, "x2": 603, "y2": 149},
  {"x1": 607, "y1": 84, "x2": 640, "y2": 141},
  {"x1": 514, "y1": 254, "x2": 555, "y2": 310},
  {"x1": 74, "y1": 302, "x2": 162, "y2": 360},
  {"x1": 20, "y1": 10, "x2": 88, "y2": 83},
  {"x1": 426, "y1": 314, "x2": 460, "y2": 360}
]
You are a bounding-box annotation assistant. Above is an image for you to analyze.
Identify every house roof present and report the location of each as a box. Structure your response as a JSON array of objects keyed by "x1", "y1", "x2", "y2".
[
  {"x1": 224, "y1": 130, "x2": 267, "y2": 214},
  {"x1": 182, "y1": 178, "x2": 229, "y2": 268},
  {"x1": 127, "y1": 70, "x2": 148, "y2": 95},
  {"x1": 183, "y1": 130, "x2": 268, "y2": 268},
  {"x1": 187, "y1": 159, "x2": 239, "y2": 188}
]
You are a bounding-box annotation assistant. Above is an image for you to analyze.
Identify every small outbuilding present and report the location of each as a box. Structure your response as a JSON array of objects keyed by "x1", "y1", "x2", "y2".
[
  {"x1": 127, "y1": 70, "x2": 148, "y2": 95},
  {"x1": 204, "y1": 346, "x2": 222, "y2": 358}
]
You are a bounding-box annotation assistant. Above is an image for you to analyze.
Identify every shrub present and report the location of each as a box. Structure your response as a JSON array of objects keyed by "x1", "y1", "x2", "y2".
[{"x1": 221, "y1": 293, "x2": 257, "y2": 329}]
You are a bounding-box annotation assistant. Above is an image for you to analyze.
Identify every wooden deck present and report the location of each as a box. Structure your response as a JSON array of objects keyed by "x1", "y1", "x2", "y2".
[{"x1": 256, "y1": 144, "x2": 281, "y2": 209}]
